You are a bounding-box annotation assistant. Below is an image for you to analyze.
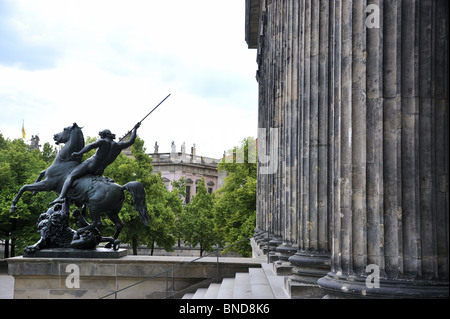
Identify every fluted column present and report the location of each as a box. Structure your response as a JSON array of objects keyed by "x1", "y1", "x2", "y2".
[
  {"x1": 286, "y1": 0, "x2": 332, "y2": 298},
  {"x1": 317, "y1": 0, "x2": 449, "y2": 298},
  {"x1": 255, "y1": 0, "x2": 294, "y2": 252},
  {"x1": 253, "y1": 1, "x2": 333, "y2": 285},
  {"x1": 247, "y1": 0, "x2": 448, "y2": 299},
  {"x1": 274, "y1": 0, "x2": 300, "y2": 267}
]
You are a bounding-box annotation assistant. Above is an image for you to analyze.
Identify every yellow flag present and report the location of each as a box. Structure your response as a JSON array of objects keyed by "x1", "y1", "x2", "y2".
[{"x1": 21, "y1": 121, "x2": 26, "y2": 139}]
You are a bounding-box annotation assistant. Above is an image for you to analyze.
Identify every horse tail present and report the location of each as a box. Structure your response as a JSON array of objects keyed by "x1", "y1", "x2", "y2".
[{"x1": 122, "y1": 181, "x2": 149, "y2": 226}]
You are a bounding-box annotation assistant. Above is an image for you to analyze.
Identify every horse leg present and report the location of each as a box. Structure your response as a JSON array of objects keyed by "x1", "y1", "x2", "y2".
[
  {"x1": 10, "y1": 181, "x2": 49, "y2": 213},
  {"x1": 108, "y1": 213, "x2": 124, "y2": 240},
  {"x1": 103, "y1": 211, "x2": 124, "y2": 249},
  {"x1": 32, "y1": 170, "x2": 46, "y2": 195},
  {"x1": 76, "y1": 207, "x2": 102, "y2": 235}
]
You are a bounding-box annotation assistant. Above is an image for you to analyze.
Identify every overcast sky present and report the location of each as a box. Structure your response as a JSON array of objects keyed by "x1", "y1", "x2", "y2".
[{"x1": 0, "y1": 0, "x2": 258, "y2": 158}]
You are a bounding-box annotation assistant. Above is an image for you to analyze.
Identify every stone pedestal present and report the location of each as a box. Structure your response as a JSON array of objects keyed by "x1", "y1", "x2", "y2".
[
  {"x1": 7, "y1": 255, "x2": 262, "y2": 299},
  {"x1": 23, "y1": 248, "x2": 127, "y2": 259}
]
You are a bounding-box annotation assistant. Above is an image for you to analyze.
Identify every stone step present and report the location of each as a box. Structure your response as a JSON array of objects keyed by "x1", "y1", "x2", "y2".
[
  {"x1": 181, "y1": 263, "x2": 291, "y2": 299},
  {"x1": 203, "y1": 283, "x2": 221, "y2": 299},
  {"x1": 233, "y1": 272, "x2": 252, "y2": 299},
  {"x1": 191, "y1": 288, "x2": 208, "y2": 299},
  {"x1": 261, "y1": 262, "x2": 290, "y2": 299},
  {"x1": 248, "y1": 267, "x2": 275, "y2": 299},
  {"x1": 216, "y1": 278, "x2": 235, "y2": 299},
  {"x1": 182, "y1": 293, "x2": 194, "y2": 299}
]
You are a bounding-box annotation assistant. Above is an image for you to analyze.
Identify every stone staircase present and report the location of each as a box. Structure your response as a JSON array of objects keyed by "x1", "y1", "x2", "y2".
[{"x1": 182, "y1": 263, "x2": 290, "y2": 299}]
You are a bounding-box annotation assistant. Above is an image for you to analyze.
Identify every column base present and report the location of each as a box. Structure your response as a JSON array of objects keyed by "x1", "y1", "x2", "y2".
[
  {"x1": 268, "y1": 237, "x2": 283, "y2": 262},
  {"x1": 273, "y1": 243, "x2": 297, "y2": 275},
  {"x1": 276, "y1": 243, "x2": 298, "y2": 261},
  {"x1": 318, "y1": 272, "x2": 449, "y2": 299},
  {"x1": 285, "y1": 251, "x2": 331, "y2": 298},
  {"x1": 284, "y1": 276, "x2": 326, "y2": 299},
  {"x1": 273, "y1": 261, "x2": 294, "y2": 276}
]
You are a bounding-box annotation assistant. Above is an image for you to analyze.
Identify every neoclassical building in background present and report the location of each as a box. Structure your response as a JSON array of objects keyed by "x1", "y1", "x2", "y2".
[
  {"x1": 246, "y1": 0, "x2": 448, "y2": 298},
  {"x1": 148, "y1": 142, "x2": 225, "y2": 204}
]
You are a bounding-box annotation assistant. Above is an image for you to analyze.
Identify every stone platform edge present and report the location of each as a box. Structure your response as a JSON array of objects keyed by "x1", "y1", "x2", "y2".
[
  {"x1": 6, "y1": 255, "x2": 263, "y2": 299},
  {"x1": 23, "y1": 248, "x2": 127, "y2": 259}
]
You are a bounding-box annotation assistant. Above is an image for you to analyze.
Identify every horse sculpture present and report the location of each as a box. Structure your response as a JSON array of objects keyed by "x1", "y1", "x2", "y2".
[{"x1": 10, "y1": 123, "x2": 149, "y2": 249}]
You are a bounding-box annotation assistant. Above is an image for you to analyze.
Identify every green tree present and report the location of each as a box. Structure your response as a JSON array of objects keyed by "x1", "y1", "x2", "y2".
[
  {"x1": 0, "y1": 134, "x2": 57, "y2": 256},
  {"x1": 213, "y1": 137, "x2": 257, "y2": 257},
  {"x1": 41, "y1": 142, "x2": 57, "y2": 163},
  {"x1": 143, "y1": 172, "x2": 180, "y2": 255},
  {"x1": 178, "y1": 178, "x2": 216, "y2": 256},
  {"x1": 170, "y1": 177, "x2": 187, "y2": 246}
]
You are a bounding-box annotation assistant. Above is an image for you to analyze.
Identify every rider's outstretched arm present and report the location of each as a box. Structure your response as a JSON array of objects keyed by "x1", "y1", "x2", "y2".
[
  {"x1": 119, "y1": 122, "x2": 140, "y2": 149},
  {"x1": 72, "y1": 139, "x2": 106, "y2": 158}
]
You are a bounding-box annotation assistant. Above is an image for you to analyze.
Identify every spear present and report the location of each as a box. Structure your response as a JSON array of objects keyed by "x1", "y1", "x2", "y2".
[{"x1": 119, "y1": 94, "x2": 171, "y2": 142}]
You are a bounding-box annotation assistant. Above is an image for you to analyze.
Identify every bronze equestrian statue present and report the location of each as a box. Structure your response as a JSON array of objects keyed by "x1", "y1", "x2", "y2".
[{"x1": 10, "y1": 123, "x2": 149, "y2": 251}]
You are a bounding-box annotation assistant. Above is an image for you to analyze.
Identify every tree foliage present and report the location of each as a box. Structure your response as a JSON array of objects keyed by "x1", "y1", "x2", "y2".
[
  {"x1": 213, "y1": 137, "x2": 257, "y2": 257},
  {"x1": 0, "y1": 134, "x2": 57, "y2": 256},
  {"x1": 178, "y1": 178, "x2": 216, "y2": 256},
  {"x1": 176, "y1": 138, "x2": 257, "y2": 257}
]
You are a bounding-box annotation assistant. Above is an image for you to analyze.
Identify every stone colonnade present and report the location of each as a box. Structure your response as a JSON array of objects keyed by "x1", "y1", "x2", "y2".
[{"x1": 247, "y1": 0, "x2": 448, "y2": 298}]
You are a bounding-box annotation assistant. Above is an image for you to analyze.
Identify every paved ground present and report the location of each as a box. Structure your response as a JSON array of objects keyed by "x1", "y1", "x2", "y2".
[{"x1": 0, "y1": 261, "x2": 14, "y2": 299}]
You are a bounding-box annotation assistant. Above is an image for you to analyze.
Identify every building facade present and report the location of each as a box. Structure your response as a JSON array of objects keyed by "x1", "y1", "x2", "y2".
[
  {"x1": 148, "y1": 142, "x2": 225, "y2": 204},
  {"x1": 246, "y1": 0, "x2": 448, "y2": 298}
]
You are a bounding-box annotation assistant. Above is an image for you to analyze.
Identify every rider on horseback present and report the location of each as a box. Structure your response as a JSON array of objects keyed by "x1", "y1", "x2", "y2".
[{"x1": 49, "y1": 122, "x2": 141, "y2": 206}]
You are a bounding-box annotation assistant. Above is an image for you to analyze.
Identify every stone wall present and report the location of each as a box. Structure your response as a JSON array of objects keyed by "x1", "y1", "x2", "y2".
[{"x1": 7, "y1": 255, "x2": 261, "y2": 299}]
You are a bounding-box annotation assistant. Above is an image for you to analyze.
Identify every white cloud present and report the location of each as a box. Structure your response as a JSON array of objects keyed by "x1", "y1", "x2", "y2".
[{"x1": 0, "y1": 0, "x2": 258, "y2": 158}]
